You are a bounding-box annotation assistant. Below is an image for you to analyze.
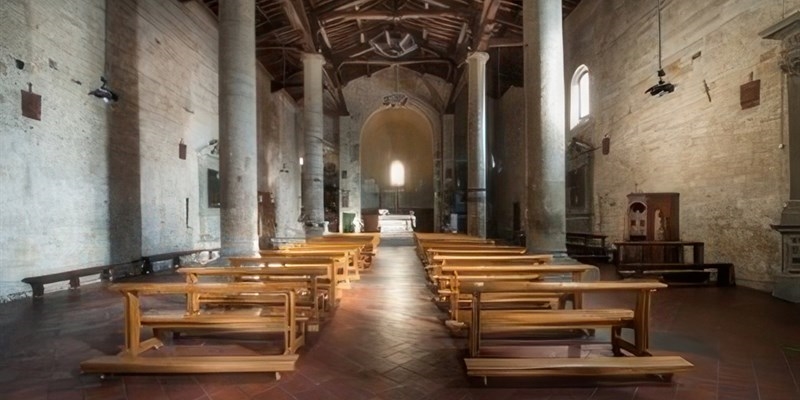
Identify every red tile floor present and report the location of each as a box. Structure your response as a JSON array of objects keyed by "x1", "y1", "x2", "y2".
[{"x1": 2, "y1": 241, "x2": 800, "y2": 399}]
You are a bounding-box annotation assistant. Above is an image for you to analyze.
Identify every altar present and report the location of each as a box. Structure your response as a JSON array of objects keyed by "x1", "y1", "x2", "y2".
[{"x1": 378, "y1": 212, "x2": 416, "y2": 233}]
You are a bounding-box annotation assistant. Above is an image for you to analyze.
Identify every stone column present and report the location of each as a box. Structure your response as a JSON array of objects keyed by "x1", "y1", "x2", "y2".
[
  {"x1": 302, "y1": 53, "x2": 325, "y2": 237},
  {"x1": 466, "y1": 52, "x2": 490, "y2": 238},
  {"x1": 218, "y1": 0, "x2": 258, "y2": 257},
  {"x1": 524, "y1": 0, "x2": 567, "y2": 255}
]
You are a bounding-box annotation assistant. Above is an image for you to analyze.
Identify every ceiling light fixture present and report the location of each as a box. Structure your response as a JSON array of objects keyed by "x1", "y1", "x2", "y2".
[
  {"x1": 645, "y1": 0, "x2": 675, "y2": 96},
  {"x1": 369, "y1": 29, "x2": 418, "y2": 59}
]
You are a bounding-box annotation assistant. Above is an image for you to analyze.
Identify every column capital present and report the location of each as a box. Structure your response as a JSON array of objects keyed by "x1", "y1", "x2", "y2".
[
  {"x1": 301, "y1": 52, "x2": 326, "y2": 65},
  {"x1": 760, "y1": 11, "x2": 800, "y2": 76},
  {"x1": 466, "y1": 51, "x2": 490, "y2": 64},
  {"x1": 779, "y1": 32, "x2": 800, "y2": 76}
]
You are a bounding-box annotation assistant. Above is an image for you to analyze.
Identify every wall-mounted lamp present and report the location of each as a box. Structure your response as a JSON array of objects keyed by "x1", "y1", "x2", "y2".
[
  {"x1": 299, "y1": 157, "x2": 304, "y2": 166},
  {"x1": 88, "y1": 76, "x2": 118, "y2": 103}
]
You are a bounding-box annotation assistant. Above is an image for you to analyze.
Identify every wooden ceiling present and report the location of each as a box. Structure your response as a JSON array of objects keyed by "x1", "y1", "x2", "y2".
[{"x1": 196, "y1": 0, "x2": 582, "y2": 114}]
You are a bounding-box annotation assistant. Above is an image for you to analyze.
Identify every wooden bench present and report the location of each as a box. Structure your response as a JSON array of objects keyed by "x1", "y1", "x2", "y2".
[
  {"x1": 424, "y1": 247, "x2": 527, "y2": 265},
  {"x1": 617, "y1": 263, "x2": 735, "y2": 286},
  {"x1": 261, "y1": 248, "x2": 359, "y2": 282},
  {"x1": 431, "y1": 254, "x2": 554, "y2": 267},
  {"x1": 228, "y1": 256, "x2": 343, "y2": 304},
  {"x1": 21, "y1": 261, "x2": 136, "y2": 299},
  {"x1": 80, "y1": 282, "x2": 303, "y2": 377},
  {"x1": 21, "y1": 248, "x2": 218, "y2": 299},
  {"x1": 459, "y1": 280, "x2": 692, "y2": 382},
  {"x1": 309, "y1": 233, "x2": 380, "y2": 262},
  {"x1": 178, "y1": 265, "x2": 330, "y2": 330},
  {"x1": 425, "y1": 254, "x2": 554, "y2": 283},
  {"x1": 433, "y1": 264, "x2": 593, "y2": 324},
  {"x1": 279, "y1": 242, "x2": 372, "y2": 270},
  {"x1": 465, "y1": 356, "x2": 693, "y2": 379},
  {"x1": 414, "y1": 233, "x2": 495, "y2": 260},
  {"x1": 566, "y1": 232, "x2": 610, "y2": 264},
  {"x1": 614, "y1": 241, "x2": 735, "y2": 286}
]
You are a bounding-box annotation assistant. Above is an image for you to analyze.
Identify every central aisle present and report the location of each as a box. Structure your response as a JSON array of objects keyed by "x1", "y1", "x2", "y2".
[{"x1": 282, "y1": 243, "x2": 470, "y2": 398}]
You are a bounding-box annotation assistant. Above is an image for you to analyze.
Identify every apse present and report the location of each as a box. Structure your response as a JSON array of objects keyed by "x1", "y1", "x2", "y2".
[{"x1": 360, "y1": 107, "x2": 434, "y2": 215}]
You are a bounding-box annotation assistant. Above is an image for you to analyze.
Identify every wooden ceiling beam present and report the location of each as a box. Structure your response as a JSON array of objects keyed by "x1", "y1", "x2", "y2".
[
  {"x1": 322, "y1": 9, "x2": 469, "y2": 23},
  {"x1": 473, "y1": 0, "x2": 502, "y2": 51},
  {"x1": 282, "y1": 0, "x2": 317, "y2": 52},
  {"x1": 305, "y1": 3, "x2": 351, "y2": 115}
]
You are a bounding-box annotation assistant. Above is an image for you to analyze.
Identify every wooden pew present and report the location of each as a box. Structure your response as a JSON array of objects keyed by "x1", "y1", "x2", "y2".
[
  {"x1": 432, "y1": 254, "x2": 554, "y2": 266},
  {"x1": 614, "y1": 241, "x2": 735, "y2": 286},
  {"x1": 178, "y1": 266, "x2": 329, "y2": 330},
  {"x1": 424, "y1": 247, "x2": 527, "y2": 266},
  {"x1": 80, "y1": 282, "x2": 303, "y2": 377},
  {"x1": 414, "y1": 233, "x2": 495, "y2": 260},
  {"x1": 280, "y1": 242, "x2": 373, "y2": 270},
  {"x1": 425, "y1": 254, "x2": 554, "y2": 282},
  {"x1": 458, "y1": 280, "x2": 693, "y2": 382},
  {"x1": 434, "y1": 264, "x2": 593, "y2": 324},
  {"x1": 228, "y1": 256, "x2": 343, "y2": 304},
  {"x1": 261, "y1": 248, "x2": 359, "y2": 282},
  {"x1": 309, "y1": 233, "x2": 380, "y2": 258}
]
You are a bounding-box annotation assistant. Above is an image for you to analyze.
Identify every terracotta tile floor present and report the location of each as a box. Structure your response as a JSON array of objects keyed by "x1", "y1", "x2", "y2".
[{"x1": 2, "y1": 240, "x2": 800, "y2": 399}]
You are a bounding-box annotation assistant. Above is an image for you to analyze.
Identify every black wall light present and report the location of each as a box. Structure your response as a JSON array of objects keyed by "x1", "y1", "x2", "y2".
[
  {"x1": 88, "y1": 76, "x2": 119, "y2": 102},
  {"x1": 645, "y1": 0, "x2": 675, "y2": 96}
]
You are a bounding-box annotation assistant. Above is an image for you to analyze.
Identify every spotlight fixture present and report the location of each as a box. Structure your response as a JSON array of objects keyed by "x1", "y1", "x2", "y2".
[
  {"x1": 644, "y1": 0, "x2": 675, "y2": 97},
  {"x1": 88, "y1": 76, "x2": 118, "y2": 103},
  {"x1": 645, "y1": 69, "x2": 675, "y2": 96}
]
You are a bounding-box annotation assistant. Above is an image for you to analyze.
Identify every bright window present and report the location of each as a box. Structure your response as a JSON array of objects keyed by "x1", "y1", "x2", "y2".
[
  {"x1": 570, "y1": 65, "x2": 590, "y2": 128},
  {"x1": 390, "y1": 160, "x2": 405, "y2": 187},
  {"x1": 578, "y1": 71, "x2": 590, "y2": 118}
]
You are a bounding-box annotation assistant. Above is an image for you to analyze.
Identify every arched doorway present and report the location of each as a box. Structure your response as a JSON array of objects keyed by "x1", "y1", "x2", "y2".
[{"x1": 360, "y1": 107, "x2": 434, "y2": 232}]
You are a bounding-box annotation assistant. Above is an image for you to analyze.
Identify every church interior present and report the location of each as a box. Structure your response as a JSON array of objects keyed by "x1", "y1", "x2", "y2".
[{"x1": 2, "y1": 0, "x2": 800, "y2": 398}]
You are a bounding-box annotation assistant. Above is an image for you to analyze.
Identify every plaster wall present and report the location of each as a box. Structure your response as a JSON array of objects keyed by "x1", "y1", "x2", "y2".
[{"x1": 564, "y1": 0, "x2": 800, "y2": 290}]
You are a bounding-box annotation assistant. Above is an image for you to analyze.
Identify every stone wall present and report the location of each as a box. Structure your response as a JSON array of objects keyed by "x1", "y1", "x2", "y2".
[
  {"x1": 0, "y1": 0, "x2": 295, "y2": 300},
  {"x1": 339, "y1": 66, "x2": 450, "y2": 231},
  {"x1": 492, "y1": 87, "x2": 528, "y2": 241},
  {"x1": 0, "y1": 0, "x2": 109, "y2": 300},
  {"x1": 563, "y1": 0, "x2": 800, "y2": 290},
  {"x1": 263, "y1": 87, "x2": 304, "y2": 240}
]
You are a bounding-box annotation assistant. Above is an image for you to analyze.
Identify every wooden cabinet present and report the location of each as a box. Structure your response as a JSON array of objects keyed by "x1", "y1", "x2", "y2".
[{"x1": 623, "y1": 193, "x2": 680, "y2": 262}]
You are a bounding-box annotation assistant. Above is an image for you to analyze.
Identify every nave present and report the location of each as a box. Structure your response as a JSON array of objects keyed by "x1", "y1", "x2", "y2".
[{"x1": 1, "y1": 241, "x2": 800, "y2": 399}]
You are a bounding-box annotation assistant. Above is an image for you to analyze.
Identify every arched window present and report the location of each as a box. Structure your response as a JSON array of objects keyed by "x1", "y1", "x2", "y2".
[
  {"x1": 570, "y1": 65, "x2": 590, "y2": 128},
  {"x1": 390, "y1": 160, "x2": 405, "y2": 187}
]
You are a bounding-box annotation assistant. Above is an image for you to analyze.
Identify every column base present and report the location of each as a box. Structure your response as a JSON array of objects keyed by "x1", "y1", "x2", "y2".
[{"x1": 304, "y1": 224, "x2": 325, "y2": 238}]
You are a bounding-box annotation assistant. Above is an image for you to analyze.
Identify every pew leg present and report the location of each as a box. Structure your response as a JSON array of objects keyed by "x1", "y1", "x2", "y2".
[
  {"x1": 29, "y1": 283, "x2": 45, "y2": 298},
  {"x1": 68, "y1": 277, "x2": 81, "y2": 290},
  {"x1": 611, "y1": 326, "x2": 623, "y2": 356}
]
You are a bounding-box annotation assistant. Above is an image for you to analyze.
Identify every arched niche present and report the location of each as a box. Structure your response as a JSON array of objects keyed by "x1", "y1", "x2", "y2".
[{"x1": 360, "y1": 107, "x2": 434, "y2": 230}]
